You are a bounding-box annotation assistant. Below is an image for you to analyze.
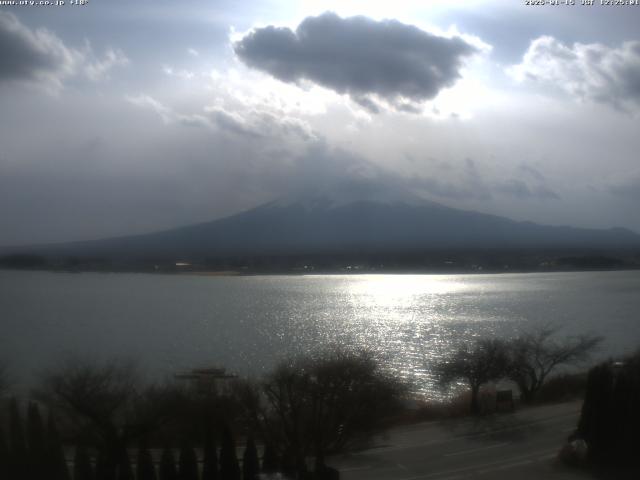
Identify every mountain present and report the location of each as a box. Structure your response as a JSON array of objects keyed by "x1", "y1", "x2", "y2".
[{"x1": 5, "y1": 188, "x2": 640, "y2": 267}]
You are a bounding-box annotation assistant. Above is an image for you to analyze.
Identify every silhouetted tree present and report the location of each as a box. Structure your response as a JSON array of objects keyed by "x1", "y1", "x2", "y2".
[
  {"x1": 34, "y1": 357, "x2": 177, "y2": 475},
  {"x1": 437, "y1": 339, "x2": 509, "y2": 415},
  {"x1": 27, "y1": 402, "x2": 47, "y2": 480},
  {"x1": 279, "y1": 449, "x2": 297, "y2": 479},
  {"x1": 0, "y1": 425, "x2": 9, "y2": 480},
  {"x1": 137, "y1": 440, "x2": 157, "y2": 480},
  {"x1": 202, "y1": 428, "x2": 218, "y2": 480},
  {"x1": 46, "y1": 412, "x2": 70, "y2": 480},
  {"x1": 577, "y1": 352, "x2": 640, "y2": 468},
  {"x1": 9, "y1": 398, "x2": 28, "y2": 479},
  {"x1": 116, "y1": 449, "x2": 134, "y2": 480},
  {"x1": 261, "y1": 443, "x2": 278, "y2": 474},
  {"x1": 178, "y1": 444, "x2": 198, "y2": 480},
  {"x1": 74, "y1": 446, "x2": 95, "y2": 480},
  {"x1": 219, "y1": 426, "x2": 240, "y2": 480},
  {"x1": 242, "y1": 437, "x2": 259, "y2": 480},
  {"x1": 253, "y1": 351, "x2": 405, "y2": 476},
  {"x1": 96, "y1": 448, "x2": 116, "y2": 480},
  {"x1": 159, "y1": 448, "x2": 178, "y2": 480},
  {"x1": 506, "y1": 328, "x2": 602, "y2": 403}
]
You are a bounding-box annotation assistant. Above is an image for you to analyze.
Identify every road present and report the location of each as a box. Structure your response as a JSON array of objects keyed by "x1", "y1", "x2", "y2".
[{"x1": 331, "y1": 401, "x2": 593, "y2": 480}]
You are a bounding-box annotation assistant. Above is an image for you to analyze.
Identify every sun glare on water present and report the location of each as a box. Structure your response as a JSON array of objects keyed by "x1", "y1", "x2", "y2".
[{"x1": 347, "y1": 274, "x2": 465, "y2": 310}]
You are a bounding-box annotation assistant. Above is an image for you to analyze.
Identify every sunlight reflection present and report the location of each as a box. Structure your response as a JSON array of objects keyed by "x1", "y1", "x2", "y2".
[{"x1": 347, "y1": 274, "x2": 465, "y2": 311}]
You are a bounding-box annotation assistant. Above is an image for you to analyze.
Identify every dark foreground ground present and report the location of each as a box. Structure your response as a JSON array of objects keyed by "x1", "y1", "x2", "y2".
[{"x1": 330, "y1": 401, "x2": 600, "y2": 480}]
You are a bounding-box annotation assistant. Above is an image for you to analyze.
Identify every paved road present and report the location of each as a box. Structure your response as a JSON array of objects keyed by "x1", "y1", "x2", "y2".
[{"x1": 331, "y1": 401, "x2": 592, "y2": 480}]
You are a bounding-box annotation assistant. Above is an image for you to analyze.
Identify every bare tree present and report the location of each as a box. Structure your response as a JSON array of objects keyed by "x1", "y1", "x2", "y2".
[
  {"x1": 242, "y1": 351, "x2": 406, "y2": 477},
  {"x1": 437, "y1": 338, "x2": 509, "y2": 415},
  {"x1": 33, "y1": 357, "x2": 175, "y2": 475},
  {"x1": 505, "y1": 327, "x2": 602, "y2": 403}
]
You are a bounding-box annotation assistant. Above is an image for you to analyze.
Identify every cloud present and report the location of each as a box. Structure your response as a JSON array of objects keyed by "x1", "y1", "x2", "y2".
[
  {"x1": 403, "y1": 158, "x2": 559, "y2": 202},
  {"x1": 510, "y1": 36, "x2": 640, "y2": 112},
  {"x1": 85, "y1": 48, "x2": 129, "y2": 81},
  {"x1": 162, "y1": 65, "x2": 196, "y2": 80},
  {"x1": 0, "y1": 12, "x2": 128, "y2": 89},
  {"x1": 234, "y1": 12, "x2": 477, "y2": 112},
  {"x1": 608, "y1": 171, "x2": 640, "y2": 200},
  {"x1": 0, "y1": 11, "x2": 78, "y2": 87},
  {"x1": 126, "y1": 94, "x2": 209, "y2": 127},
  {"x1": 493, "y1": 179, "x2": 560, "y2": 200},
  {"x1": 126, "y1": 94, "x2": 317, "y2": 140},
  {"x1": 205, "y1": 106, "x2": 259, "y2": 136}
]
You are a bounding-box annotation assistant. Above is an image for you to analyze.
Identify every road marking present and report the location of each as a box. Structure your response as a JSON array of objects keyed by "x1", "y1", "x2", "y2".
[{"x1": 443, "y1": 441, "x2": 510, "y2": 457}]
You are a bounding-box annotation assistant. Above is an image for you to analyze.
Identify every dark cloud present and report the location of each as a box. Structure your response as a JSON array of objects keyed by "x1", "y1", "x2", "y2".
[
  {"x1": 234, "y1": 12, "x2": 477, "y2": 112},
  {"x1": 0, "y1": 11, "x2": 76, "y2": 85},
  {"x1": 511, "y1": 36, "x2": 640, "y2": 112},
  {"x1": 0, "y1": 12, "x2": 128, "y2": 89}
]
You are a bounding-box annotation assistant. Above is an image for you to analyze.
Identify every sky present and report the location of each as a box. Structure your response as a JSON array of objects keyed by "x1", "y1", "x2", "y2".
[{"x1": 1, "y1": 0, "x2": 640, "y2": 246}]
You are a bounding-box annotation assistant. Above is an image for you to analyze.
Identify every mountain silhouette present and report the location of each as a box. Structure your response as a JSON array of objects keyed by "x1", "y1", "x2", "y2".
[{"x1": 12, "y1": 187, "x2": 639, "y2": 262}]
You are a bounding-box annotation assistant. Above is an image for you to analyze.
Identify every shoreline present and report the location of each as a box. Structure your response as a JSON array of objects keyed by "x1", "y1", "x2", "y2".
[{"x1": 2, "y1": 265, "x2": 640, "y2": 277}]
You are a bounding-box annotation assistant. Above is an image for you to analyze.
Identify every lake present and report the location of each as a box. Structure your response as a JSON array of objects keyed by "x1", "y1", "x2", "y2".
[{"x1": 1, "y1": 270, "x2": 639, "y2": 398}]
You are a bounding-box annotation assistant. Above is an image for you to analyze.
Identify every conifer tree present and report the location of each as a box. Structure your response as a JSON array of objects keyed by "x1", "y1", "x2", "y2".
[
  {"x1": 261, "y1": 443, "x2": 278, "y2": 474},
  {"x1": 116, "y1": 449, "x2": 134, "y2": 480},
  {"x1": 242, "y1": 437, "x2": 259, "y2": 480},
  {"x1": 159, "y1": 447, "x2": 178, "y2": 480},
  {"x1": 202, "y1": 428, "x2": 218, "y2": 480},
  {"x1": 27, "y1": 402, "x2": 47, "y2": 480},
  {"x1": 74, "y1": 446, "x2": 95, "y2": 480},
  {"x1": 46, "y1": 412, "x2": 70, "y2": 480},
  {"x1": 0, "y1": 426, "x2": 9, "y2": 480},
  {"x1": 178, "y1": 444, "x2": 198, "y2": 480},
  {"x1": 136, "y1": 441, "x2": 157, "y2": 480},
  {"x1": 219, "y1": 426, "x2": 240, "y2": 480},
  {"x1": 95, "y1": 449, "x2": 116, "y2": 480},
  {"x1": 9, "y1": 398, "x2": 28, "y2": 480}
]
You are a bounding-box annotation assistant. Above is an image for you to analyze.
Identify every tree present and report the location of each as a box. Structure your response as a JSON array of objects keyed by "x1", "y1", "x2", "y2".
[
  {"x1": 178, "y1": 444, "x2": 198, "y2": 480},
  {"x1": 577, "y1": 351, "x2": 640, "y2": 468},
  {"x1": 96, "y1": 448, "x2": 115, "y2": 480},
  {"x1": 9, "y1": 398, "x2": 28, "y2": 480},
  {"x1": 219, "y1": 425, "x2": 241, "y2": 480},
  {"x1": 74, "y1": 446, "x2": 95, "y2": 480},
  {"x1": 242, "y1": 437, "x2": 259, "y2": 480},
  {"x1": 159, "y1": 448, "x2": 178, "y2": 480},
  {"x1": 437, "y1": 339, "x2": 509, "y2": 415},
  {"x1": 261, "y1": 443, "x2": 278, "y2": 474},
  {"x1": 27, "y1": 402, "x2": 47, "y2": 479},
  {"x1": 247, "y1": 351, "x2": 406, "y2": 477},
  {"x1": 34, "y1": 357, "x2": 175, "y2": 474},
  {"x1": 34, "y1": 357, "x2": 138, "y2": 471},
  {"x1": 202, "y1": 428, "x2": 218, "y2": 480},
  {"x1": 0, "y1": 425, "x2": 9, "y2": 480},
  {"x1": 116, "y1": 450, "x2": 134, "y2": 480},
  {"x1": 137, "y1": 440, "x2": 157, "y2": 480},
  {"x1": 505, "y1": 328, "x2": 602, "y2": 403},
  {"x1": 46, "y1": 412, "x2": 71, "y2": 480}
]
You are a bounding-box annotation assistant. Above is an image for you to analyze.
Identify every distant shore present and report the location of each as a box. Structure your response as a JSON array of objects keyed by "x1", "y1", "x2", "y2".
[{"x1": 2, "y1": 264, "x2": 640, "y2": 277}]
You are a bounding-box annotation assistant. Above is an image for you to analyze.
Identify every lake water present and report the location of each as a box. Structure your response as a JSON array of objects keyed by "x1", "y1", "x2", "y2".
[{"x1": 1, "y1": 270, "x2": 639, "y2": 398}]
